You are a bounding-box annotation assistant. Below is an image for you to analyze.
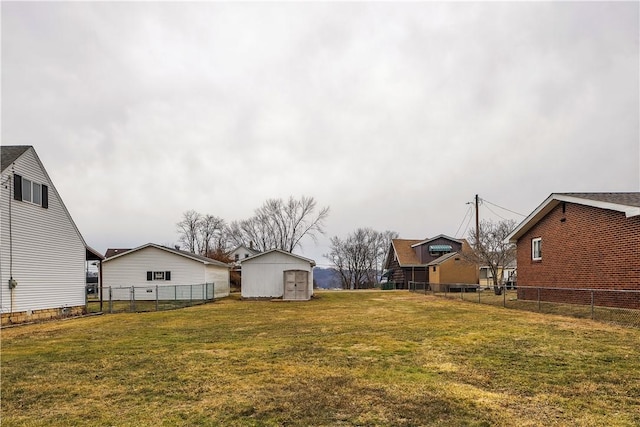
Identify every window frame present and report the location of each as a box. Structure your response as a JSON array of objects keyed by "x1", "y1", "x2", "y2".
[
  {"x1": 146, "y1": 271, "x2": 172, "y2": 281},
  {"x1": 14, "y1": 174, "x2": 48, "y2": 208},
  {"x1": 531, "y1": 238, "x2": 542, "y2": 261}
]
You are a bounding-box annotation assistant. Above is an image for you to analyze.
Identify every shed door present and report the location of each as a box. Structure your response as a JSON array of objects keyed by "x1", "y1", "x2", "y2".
[{"x1": 283, "y1": 270, "x2": 309, "y2": 300}]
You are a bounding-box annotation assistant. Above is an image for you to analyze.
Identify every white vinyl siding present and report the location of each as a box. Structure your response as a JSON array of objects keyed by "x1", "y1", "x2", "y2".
[
  {"x1": 102, "y1": 246, "x2": 230, "y2": 299},
  {"x1": 241, "y1": 250, "x2": 314, "y2": 299},
  {"x1": 0, "y1": 148, "x2": 86, "y2": 314}
]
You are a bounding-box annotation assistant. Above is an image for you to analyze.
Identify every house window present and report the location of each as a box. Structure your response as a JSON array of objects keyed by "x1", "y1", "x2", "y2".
[
  {"x1": 147, "y1": 271, "x2": 172, "y2": 281},
  {"x1": 532, "y1": 238, "x2": 542, "y2": 261},
  {"x1": 234, "y1": 254, "x2": 240, "y2": 261},
  {"x1": 429, "y1": 244, "x2": 452, "y2": 257},
  {"x1": 14, "y1": 174, "x2": 48, "y2": 208}
]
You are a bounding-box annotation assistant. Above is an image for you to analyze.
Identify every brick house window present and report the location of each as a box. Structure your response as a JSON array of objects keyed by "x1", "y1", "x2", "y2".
[{"x1": 532, "y1": 238, "x2": 542, "y2": 261}]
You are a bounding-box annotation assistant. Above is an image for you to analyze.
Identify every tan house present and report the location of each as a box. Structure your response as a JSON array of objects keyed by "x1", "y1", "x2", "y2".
[{"x1": 383, "y1": 235, "x2": 478, "y2": 289}]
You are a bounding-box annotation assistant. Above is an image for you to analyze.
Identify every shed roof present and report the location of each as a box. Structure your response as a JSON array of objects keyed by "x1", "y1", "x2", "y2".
[
  {"x1": 506, "y1": 192, "x2": 640, "y2": 243},
  {"x1": 102, "y1": 243, "x2": 231, "y2": 268}
]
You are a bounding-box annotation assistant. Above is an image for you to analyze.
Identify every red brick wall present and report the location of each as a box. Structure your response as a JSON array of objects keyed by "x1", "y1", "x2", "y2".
[{"x1": 516, "y1": 202, "x2": 640, "y2": 308}]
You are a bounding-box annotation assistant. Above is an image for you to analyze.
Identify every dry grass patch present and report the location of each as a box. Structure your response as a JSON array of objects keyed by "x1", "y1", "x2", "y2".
[{"x1": 2, "y1": 290, "x2": 640, "y2": 426}]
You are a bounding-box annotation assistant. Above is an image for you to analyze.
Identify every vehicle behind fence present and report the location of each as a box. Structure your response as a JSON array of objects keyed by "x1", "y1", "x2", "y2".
[
  {"x1": 86, "y1": 283, "x2": 215, "y2": 314},
  {"x1": 408, "y1": 282, "x2": 640, "y2": 328}
]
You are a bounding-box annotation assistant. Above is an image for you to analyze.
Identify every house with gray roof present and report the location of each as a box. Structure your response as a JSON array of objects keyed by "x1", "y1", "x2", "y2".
[
  {"x1": 1, "y1": 145, "x2": 103, "y2": 325},
  {"x1": 506, "y1": 192, "x2": 640, "y2": 308},
  {"x1": 102, "y1": 243, "x2": 231, "y2": 300}
]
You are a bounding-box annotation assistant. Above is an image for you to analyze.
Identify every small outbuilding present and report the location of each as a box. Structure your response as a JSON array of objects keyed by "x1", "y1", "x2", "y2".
[
  {"x1": 102, "y1": 243, "x2": 231, "y2": 299},
  {"x1": 240, "y1": 249, "x2": 315, "y2": 300}
]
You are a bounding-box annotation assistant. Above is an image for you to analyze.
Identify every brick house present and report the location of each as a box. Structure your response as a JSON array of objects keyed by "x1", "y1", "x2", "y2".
[
  {"x1": 506, "y1": 193, "x2": 640, "y2": 308},
  {"x1": 382, "y1": 235, "x2": 478, "y2": 289}
]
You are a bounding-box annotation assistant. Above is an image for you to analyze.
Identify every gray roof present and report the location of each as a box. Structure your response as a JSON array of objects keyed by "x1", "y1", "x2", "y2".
[
  {"x1": 103, "y1": 243, "x2": 231, "y2": 268},
  {"x1": 506, "y1": 192, "x2": 640, "y2": 243},
  {"x1": 558, "y1": 192, "x2": 640, "y2": 208},
  {"x1": 1, "y1": 145, "x2": 31, "y2": 172}
]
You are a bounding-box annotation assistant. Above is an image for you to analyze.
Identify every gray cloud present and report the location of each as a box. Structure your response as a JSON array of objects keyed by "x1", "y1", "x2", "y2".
[{"x1": 2, "y1": 2, "x2": 638, "y2": 263}]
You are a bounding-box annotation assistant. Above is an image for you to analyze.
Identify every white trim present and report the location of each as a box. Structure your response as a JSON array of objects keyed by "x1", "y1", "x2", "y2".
[
  {"x1": 240, "y1": 248, "x2": 316, "y2": 266},
  {"x1": 506, "y1": 193, "x2": 640, "y2": 243},
  {"x1": 103, "y1": 243, "x2": 230, "y2": 268},
  {"x1": 531, "y1": 238, "x2": 542, "y2": 261},
  {"x1": 411, "y1": 234, "x2": 462, "y2": 248}
]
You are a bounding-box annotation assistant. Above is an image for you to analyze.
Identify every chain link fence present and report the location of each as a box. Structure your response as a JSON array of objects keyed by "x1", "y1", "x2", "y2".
[
  {"x1": 409, "y1": 282, "x2": 640, "y2": 328},
  {"x1": 86, "y1": 283, "x2": 215, "y2": 314}
]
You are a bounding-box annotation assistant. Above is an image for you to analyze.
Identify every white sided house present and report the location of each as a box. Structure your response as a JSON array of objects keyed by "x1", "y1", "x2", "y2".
[
  {"x1": 241, "y1": 249, "x2": 315, "y2": 300},
  {"x1": 0, "y1": 146, "x2": 103, "y2": 325},
  {"x1": 102, "y1": 243, "x2": 231, "y2": 300}
]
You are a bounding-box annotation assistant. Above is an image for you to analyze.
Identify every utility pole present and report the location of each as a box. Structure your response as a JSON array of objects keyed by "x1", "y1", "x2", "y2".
[{"x1": 475, "y1": 194, "x2": 480, "y2": 247}]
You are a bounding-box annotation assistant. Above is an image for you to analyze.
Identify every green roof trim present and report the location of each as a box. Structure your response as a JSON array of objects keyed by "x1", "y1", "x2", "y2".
[{"x1": 429, "y1": 245, "x2": 452, "y2": 252}]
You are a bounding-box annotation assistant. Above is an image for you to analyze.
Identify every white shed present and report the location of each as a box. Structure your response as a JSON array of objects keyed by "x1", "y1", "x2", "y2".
[
  {"x1": 240, "y1": 249, "x2": 315, "y2": 300},
  {"x1": 102, "y1": 243, "x2": 231, "y2": 300}
]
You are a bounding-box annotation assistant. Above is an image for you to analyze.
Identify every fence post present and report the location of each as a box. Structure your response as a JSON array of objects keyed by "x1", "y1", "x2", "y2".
[
  {"x1": 156, "y1": 285, "x2": 159, "y2": 311},
  {"x1": 190, "y1": 285, "x2": 193, "y2": 304},
  {"x1": 503, "y1": 286, "x2": 506, "y2": 307},
  {"x1": 478, "y1": 287, "x2": 481, "y2": 303},
  {"x1": 109, "y1": 286, "x2": 113, "y2": 314},
  {"x1": 131, "y1": 286, "x2": 135, "y2": 312},
  {"x1": 461, "y1": 286, "x2": 464, "y2": 300},
  {"x1": 591, "y1": 290, "x2": 594, "y2": 320},
  {"x1": 202, "y1": 283, "x2": 205, "y2": 303}
]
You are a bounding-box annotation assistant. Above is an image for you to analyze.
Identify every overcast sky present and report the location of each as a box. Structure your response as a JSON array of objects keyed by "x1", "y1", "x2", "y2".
[{"x1": 2, "y1": 2, "x2": 639, "y2": 266}]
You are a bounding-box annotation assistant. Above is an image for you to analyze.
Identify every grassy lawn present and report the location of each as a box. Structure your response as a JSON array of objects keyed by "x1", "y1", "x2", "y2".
[{"x1": 2, "y1": 291, "x2": 639, "y2": 426}]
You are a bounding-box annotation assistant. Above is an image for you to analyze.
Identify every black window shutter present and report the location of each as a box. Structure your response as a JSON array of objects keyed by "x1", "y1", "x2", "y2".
[
  {"x1": 13, "y1": 174, "x2": 22, "y2": 201},
  {"x1": 147, "y1": 271, "x2": 153, "y2": 281},
  {"x1": 165, "y1": 271, "x2": 171, "y2": 281},
  {"x1": 41, "y1": 185, "x2": 48, "y2": 208}
]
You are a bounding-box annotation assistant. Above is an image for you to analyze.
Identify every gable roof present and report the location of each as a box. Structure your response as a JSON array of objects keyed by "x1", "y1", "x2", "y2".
[
  {"x1": 230, "y1": 244, "x2": 261, "y2": 255},
  {"x1": 390, "y1": 239, "x2": 423, "y2": 266},
  {"x1": 506, "y1": 192, "x2": 640, "y2": 243},
  {"x1": 102, "y1": 243, "x2": 231, "y2": 268},
  {"x1": 240, "y1": 248, "x2": 316, "y2": 266},
  {"x1": 426, "y1": 251, "x2": 460, "y2": 266},
  {"x1": 1, "y1": 145, "x2": 100, "y2": 259},
  {"x1": 105, "y1": 248, "x2": 132, "y2": 258},
  {"x1": 411, "y1": 234, "x2": 462, "y2": 248},
  {"x1": 1, "y1": 145, "x2": 30, "y2": 172}
]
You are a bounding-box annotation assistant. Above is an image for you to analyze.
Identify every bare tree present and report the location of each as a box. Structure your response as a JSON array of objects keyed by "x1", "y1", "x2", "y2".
[
  {"x1": 467, "y1": 219, "x2": 517, "y2": 295},
  {"x1": 229, "y1": 196, "x2": 329, "y2": 253},
  {"x1": 325, "y1": 228, "x2": 398, "y2": 290},
  {"x1": 199, "y1": 214, "x2": 226, "y2": 256},
  {"x1": 176, "y1": 210, "x2": 201, "y2": 253}
]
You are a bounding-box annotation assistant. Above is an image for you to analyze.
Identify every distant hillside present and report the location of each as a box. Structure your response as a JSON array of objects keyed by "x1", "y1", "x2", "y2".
[{"x1": 313, "y1": 267, "x2": 341, "y2": 289}]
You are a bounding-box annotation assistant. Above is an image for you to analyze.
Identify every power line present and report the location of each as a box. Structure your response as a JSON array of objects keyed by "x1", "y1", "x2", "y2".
[
  {"x1": 483, "y1": 203, "x2": 509, "y2": 221},
  {"x1": 454, "y1": 205, "x2": 472, "y2": 237},
  {"x1": 480, "y1": 198, "x2": 526, "y2": 217},
  {"x1": 460, "y1": 205, "x2": 474, "y2": 238}
]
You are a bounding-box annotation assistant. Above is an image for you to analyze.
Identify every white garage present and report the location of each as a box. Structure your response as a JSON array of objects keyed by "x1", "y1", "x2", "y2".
[
  {"x1": 102, "y1": 243, "x2": 231, "y2": 300},
  {"x1": 240, "y1": 249, "x2": 315, "y2": 300}
]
